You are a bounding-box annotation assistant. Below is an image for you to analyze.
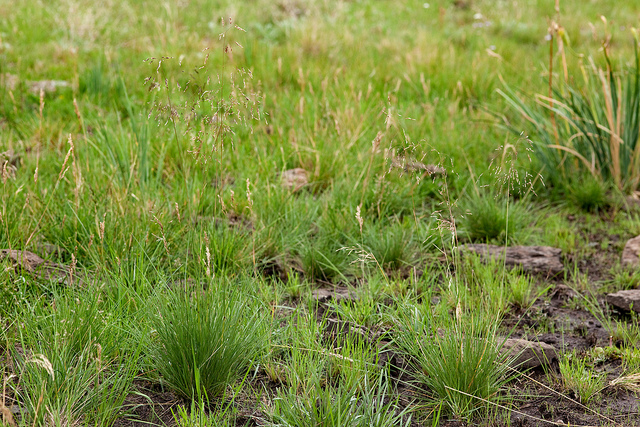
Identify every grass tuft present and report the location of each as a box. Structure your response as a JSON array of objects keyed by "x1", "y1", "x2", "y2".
[
  {"x1": 395, "y1": 303, "x2": 515, "y2": 421},
  {"x1": 150, "y1": 281, "x2": 270, "y2": 400}
]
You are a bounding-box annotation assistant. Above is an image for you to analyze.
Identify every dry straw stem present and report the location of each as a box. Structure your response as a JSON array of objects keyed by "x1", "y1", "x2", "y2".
[
  {"x1": 0, "y1": 405, "x2": 16, "y2": 427},
  {"x1": 1, "y1": 370, "x2": 16, "y2": 427},
  {"x1": 543, "y1": 54, "x2": 639, "y2": 189},
  {"x1": 271, "y1": 344, "x2": 358, "y2": 364},
  {"x1": 609, "y1": 373, "x2": 640, "y2": 393}
]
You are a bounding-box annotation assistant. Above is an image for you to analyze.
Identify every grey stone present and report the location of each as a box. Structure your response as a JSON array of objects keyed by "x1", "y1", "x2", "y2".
[
  {"x1": 0, "y1": 249, "x2": 69, "y2": 284},
  {"x1": 462, "y1": 244, "x2": 563, "y2": 275},
  {"x1": 1, "y1": 73, "x2": 19, "y2": 91},
  {"x1": 1, "y1": 74, "x2": 71, "y2": 95},
  {"x1": 621, "y1": 235, "x2": 640, "y2": 268},
  {"x1": 606, "y1": 289, "x2": 640, "y2": 313},
  {"x1": 500, "y1": 338, "x2": 558, "y2": 370}
]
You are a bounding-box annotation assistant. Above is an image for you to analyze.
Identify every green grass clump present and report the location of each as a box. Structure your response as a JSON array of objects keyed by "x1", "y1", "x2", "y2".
[
  {"x1": 299, "y1": 237, "x2": 348, "y2": 282},
  {"x1": 265, "y1": 372, "x2": 410, "y2": 427},
  {"x1": 568, "y1": 175, "x2": 610, "y2": 212},
  {"x1": 363, "y1": 222, "x2": 410, "y2": 272},
  {"x1": 559, "y1": 351, "x2": 606, "y2": 404},
  {"x1": 460, "y1": 191, "x2": 512, "y2": 241},
  {"x1": 498, "y1": 31, "x2": 640, "y2": 193},
  {"x1": 9, "y1": 291, "x2": 138, "y2": 427},
  {"x1": 150, "y1": 281, "x2": 270, "y2": 400},
  {"x1": 395, "y1": 303, "x2": 514, "y2": 421},
  {"x1": 458, "y1": 191, "x2": 533, "y2": 243}
]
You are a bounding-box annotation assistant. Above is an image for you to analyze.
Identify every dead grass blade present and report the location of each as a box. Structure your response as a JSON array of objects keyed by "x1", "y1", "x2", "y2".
[
  {"x1": 0, "y1": 404, "x2": 17, "y2": 427},
  {"x1": 610, "y1": 373, "x2": 640, "y2": 393}
]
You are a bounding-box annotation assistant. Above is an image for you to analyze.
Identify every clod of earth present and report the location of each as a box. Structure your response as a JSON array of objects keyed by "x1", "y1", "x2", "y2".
[
  {"x1": 1, "y1": 150, "x2": 21, "y2": 168},
  {"x1": 323, "y1": 318, "x2": 369, "y2": 344},
  {"x1": 500, "y1": 338, "x2": 558, "y2": 370},
  {"x1": 1, "y1": 73, "x2": 19, "y2": 91},
  {"x1": 0, "y1": 249, "x2": 69, "y2": 284},
  {"x1": 624, "y1": 194, "x2": 640, "y2": 211},
  {"x1": 462, "y1": 244, "x2": 563, "y2": 275},
  {"x1": 280, "y1": 168, "x2": 308, "y2": 191},
  {"x1": 1, "y1": 74, "x2": 71, "y2": 95},
  {"x1": 311, "y1": 287, "x2": 358, "y2": 304},
  {"x1": 621, "y1": 234, "x2": 640, "y2": 267},
  {"x1": 549, "y1": 284, "x2": 578, "y2": 302},
  {"x1": 606, "y1": 289, "x2": 640, "y2": 313}
]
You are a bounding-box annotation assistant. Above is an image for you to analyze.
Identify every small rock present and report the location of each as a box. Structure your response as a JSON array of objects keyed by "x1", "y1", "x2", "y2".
[
  {"x1": 1, "y1": 249, "x2": 47, "y2": 272},
  {"x1": 500, "y1": 338, "x2": 558, "y2": 369},
  {"x1": 462, "y1": 244, "x2": 563, "y2": 275},
  {"x1": 35, "y1": 241, "x2": 65, "y2": 258},
  {"x1": 280, "y1": 168, "x2": 308, "y2": 191},
  {"x1": 324, "y1": 318, "x2": 368, "y2": 343},
  {"x1": 606, "y1": 289, "x2": 640, "y2": 313},
  {"x1": 1, "y1": 73, "x2": 19, "y2": 91},
  {"x1": 27, "y1": 79, "x2": 71, "y2": 95},
  {"x1": 0, "y1": 249, "x2": 69, "y2": 284},
  {"x1": 453, "y1": 0, "x2": 471, "y2": 9},
  {"x1": 0, "y1": 74, "x2": 72, "y2": 95},
  {"x1": 621, "y1": 235, "x2": 640, "y2": 268},
  {"x1": 624, "y1": 192, "x2": 640, "y2": 211}
]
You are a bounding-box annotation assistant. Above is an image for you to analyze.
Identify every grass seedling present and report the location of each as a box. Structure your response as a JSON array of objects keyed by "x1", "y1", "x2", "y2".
[
  {"x1": 559, "y1": 351, "x2": 606, "y2": 405},
  {"x1": 508, "y1": 274, "x2": 535, "y2": 310}
]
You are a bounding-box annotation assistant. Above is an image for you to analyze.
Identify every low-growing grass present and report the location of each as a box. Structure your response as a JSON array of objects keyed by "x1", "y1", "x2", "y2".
[
  {"x1": 9, "y1": 291, "x2": 139, "y2": 427},
  {"x1": 265, "y1": 370, "x2": 410, "y2": 427},
  {"x1": 559, "y1": 351, "x2": 607, "y2": 405}
]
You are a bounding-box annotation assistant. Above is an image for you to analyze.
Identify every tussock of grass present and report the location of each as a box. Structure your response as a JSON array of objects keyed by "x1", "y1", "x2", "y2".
[
  {"x1": 150, "y1": 281, "x2": 270, "y2": 400},
  {"x1": 265, "y1": 371, "x2": 411, "y2": 427},
  {"x1": 394, "y1": 302, "x2": 514, "y2": 420}
]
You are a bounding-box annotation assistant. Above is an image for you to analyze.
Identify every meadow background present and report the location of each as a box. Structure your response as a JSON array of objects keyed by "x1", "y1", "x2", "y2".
[{"x1": 2, "y1": 0, "x2": 640, "y2": 426}]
